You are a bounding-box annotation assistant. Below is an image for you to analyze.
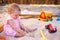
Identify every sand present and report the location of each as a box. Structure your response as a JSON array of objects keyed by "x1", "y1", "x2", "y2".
[{"x1": 0, "y1": 5, "x2": 60, "y2": 40}]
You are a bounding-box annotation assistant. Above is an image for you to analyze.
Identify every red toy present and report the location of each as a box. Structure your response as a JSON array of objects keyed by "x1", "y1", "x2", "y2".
[{"x1": 45, "y1": 24, "x2": 57, "y2": 33}]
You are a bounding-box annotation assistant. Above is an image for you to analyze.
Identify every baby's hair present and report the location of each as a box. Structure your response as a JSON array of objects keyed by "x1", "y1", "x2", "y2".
[{"x1": 8, "y1": 3, "x2": 21, "y2": 14}]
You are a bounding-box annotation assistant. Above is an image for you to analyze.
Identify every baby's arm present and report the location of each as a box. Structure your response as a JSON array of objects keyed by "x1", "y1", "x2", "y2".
[{"x1": 7, "y1": 20, "x2": 26, "y2": 35}]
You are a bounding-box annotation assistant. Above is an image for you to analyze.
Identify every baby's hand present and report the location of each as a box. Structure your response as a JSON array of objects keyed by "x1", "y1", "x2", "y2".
[{"x1": 21, "y1": 32, "x2": 26, "y2": 36}]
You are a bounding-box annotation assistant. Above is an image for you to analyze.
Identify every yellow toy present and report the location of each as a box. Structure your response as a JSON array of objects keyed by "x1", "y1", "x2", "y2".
[
  {"x1": 38, "y1": 29, "x2": 48, "y2": 40},
  {"x1": 45, "y1": 11, "x2": 52, "y2": 18}
]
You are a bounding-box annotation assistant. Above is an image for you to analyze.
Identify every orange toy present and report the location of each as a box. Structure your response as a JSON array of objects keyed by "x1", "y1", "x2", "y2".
[
  {"x1": 0, "y1": 36, "x2": 6, "y2": 40},
  {"x1": 39, "y1": 11, "x2": 46, "y2": 21},
  {"x1": 0, "y1": 23, "x2": 4, "y2": 33}
]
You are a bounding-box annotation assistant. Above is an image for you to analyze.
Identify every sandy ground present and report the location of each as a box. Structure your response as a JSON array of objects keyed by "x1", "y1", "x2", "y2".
[
  {"x1": 0, "y1": 17, "x2": 60, "y2": 40},
  {"x1": 0, "y1": 5, "x2": 60, "y2": 40}
]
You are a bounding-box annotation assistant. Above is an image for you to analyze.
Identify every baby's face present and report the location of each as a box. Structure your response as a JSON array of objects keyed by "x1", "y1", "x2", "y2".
[{"x1": 11, "y1": 8, "x2": 21, "y2": 18}]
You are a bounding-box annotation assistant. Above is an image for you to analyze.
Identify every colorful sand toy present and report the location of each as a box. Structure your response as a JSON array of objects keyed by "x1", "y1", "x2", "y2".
[
  {"x1": 0, "y1": 36, "x2": 6, "y2": 40},
  {"x1": 0, "y1": 23, "x2": 4, "y2": 33},
  {"x1": 38, "y1": 29, "x2": 48, "y2": 40},
  {"x1": 46, "y1": 17, "x2": 53, "y2": 22},
  {"x1": 45, "y1": 24, "x2": 57, "y2": 33},
  {"x1": 56, "y1": 12, "x2": 60, "y2": 21},
  {"x1": 56, "y1": 17, "x2": 60, "y2": 21},
  {"x1": 39, "y1": 10, "x2": 46, "y2": 21},
  {"x1": 38, "y1": 10, "x2": 53, "y2": 22}
]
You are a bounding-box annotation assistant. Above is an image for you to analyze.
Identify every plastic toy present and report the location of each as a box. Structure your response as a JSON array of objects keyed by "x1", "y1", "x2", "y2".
[
  {"x1": 56, "y1": 12, "x2": 60, "y2": 21},
  {"x1": 56, "y1": 17, "x2": 60, "y2": 21},
  {"x1": 0, "y1": 23, "x2": 4, "y2": 33},
  {"x1": 38, "y1": 29, "x2": 48, "y2": 40},
  {"x1": 0, "y1": 36, "x2": 6, "y2": 40},
  {"x1": 45, "y1": 24, "x2": 57, "y2": 33},
  {"x1": 39, "y1": 11, "x2": 46, "y2": 21},
  {"x1": 38, "y1": 10, "x2": 53, "y2": 22}
]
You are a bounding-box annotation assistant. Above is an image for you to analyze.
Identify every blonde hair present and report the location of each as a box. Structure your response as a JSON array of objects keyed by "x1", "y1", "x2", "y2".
[{"x1": 8, "y1": 3, "x2": 21, "y2": 14}]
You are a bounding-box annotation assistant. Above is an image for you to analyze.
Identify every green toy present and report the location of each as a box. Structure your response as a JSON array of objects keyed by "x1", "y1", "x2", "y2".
[
  {"x1": 46, "y1": 18, "x2": 48, "y2": 22},
  {"x1": 50, "y1": 18, "x2": 53, "y2": 21}
]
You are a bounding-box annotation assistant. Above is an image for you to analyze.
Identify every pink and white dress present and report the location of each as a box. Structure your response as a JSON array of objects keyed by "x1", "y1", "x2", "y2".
[{"x1": 4, "y1": 16, "x2": 21, "y2": 36}]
